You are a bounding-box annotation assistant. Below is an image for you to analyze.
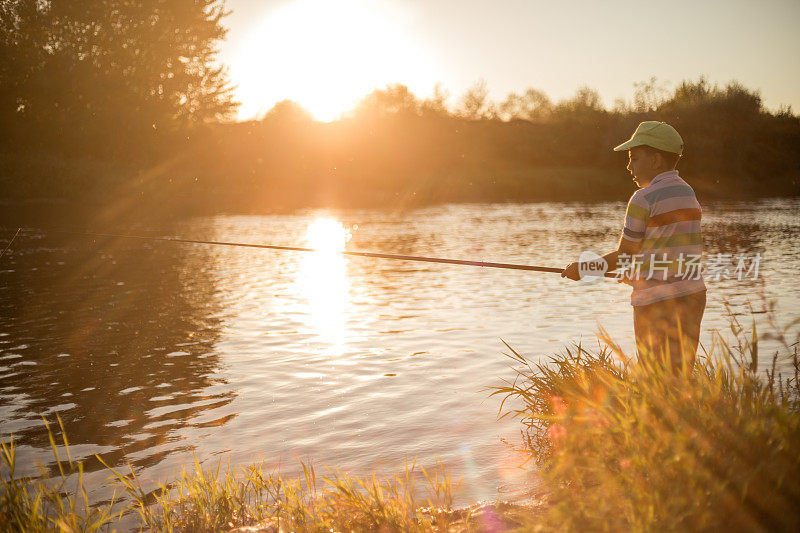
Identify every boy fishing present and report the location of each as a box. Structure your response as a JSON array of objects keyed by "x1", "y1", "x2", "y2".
[{"x1": 561, "y1": 121, "x2": 706, "y2": 372}]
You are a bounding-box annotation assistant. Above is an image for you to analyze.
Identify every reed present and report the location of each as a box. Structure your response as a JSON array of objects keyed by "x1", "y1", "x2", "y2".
[{"x1": 491, "y1": 302, "x2": 800, "y2": 532}]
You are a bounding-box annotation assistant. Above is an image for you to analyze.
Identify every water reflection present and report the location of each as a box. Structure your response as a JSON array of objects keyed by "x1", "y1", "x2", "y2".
[
  {"x1": 293, "y1": 217, "x2": 352, "y2": 355},
  {"x1": 0, "y1": 228, "x2": 233, "y2": 476}
]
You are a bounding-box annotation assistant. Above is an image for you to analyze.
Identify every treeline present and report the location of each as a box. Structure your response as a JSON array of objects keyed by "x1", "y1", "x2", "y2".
[
  {"x1": 178, "y1": 79, "x2": 800, "y2": 210},
  {"x1": 1, "y1": 1, "x2": 798, "y2": 213}
]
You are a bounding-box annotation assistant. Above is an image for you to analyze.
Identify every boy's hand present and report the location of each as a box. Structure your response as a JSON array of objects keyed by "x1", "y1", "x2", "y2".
[
  {"x1": 617, "y1": 276, "x2": 633, "y2": 286},
  {"x1": 561, "y1": 262, "x2": 580, "y2": 281}
]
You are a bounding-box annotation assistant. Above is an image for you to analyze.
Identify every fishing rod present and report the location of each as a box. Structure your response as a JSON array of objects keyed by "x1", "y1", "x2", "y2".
[{"x1": 12, "y1": 228, "x2": 619, "y2": 278}]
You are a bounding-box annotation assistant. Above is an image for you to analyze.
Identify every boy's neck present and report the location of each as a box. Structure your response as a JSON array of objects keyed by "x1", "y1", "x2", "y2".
[{"x1": 639, "y1": 168, "x2": 677, "y2": 187}]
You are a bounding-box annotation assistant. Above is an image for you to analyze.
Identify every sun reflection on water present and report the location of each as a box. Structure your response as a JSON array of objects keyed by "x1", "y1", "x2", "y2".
[{"x1": 295, "y1": 217, "x2": 352, "y2": 354}]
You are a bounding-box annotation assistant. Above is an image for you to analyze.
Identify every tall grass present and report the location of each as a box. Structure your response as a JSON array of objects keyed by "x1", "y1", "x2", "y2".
[
  {"x1": 2, "y1": 424, "x2": 477, "y2": 531},
  {"x1": 0, "y1": 416, "x2": 120, "y2": 531},
  {"x1": 101, "y1": 456, "x2": 464, "y2": 532},
  {"x1": 491, "y1": 303, "x2": 800, "y2": 532}
]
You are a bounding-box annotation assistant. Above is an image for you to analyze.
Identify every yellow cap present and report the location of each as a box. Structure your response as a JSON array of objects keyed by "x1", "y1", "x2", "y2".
[{"x1": 613, "y1": 121, "x2": 683, "y2": 155}]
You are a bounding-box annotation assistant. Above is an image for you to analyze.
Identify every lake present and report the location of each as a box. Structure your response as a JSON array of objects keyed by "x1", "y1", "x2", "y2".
[{"x1": 1, "y1": 198, "x2": 798, "y2": 511}]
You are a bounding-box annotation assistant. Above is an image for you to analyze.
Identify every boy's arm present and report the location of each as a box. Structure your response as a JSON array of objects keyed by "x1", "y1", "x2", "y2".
[
  {"x1": 560, "y1": 236, "x2": 641, "y2": 281},
  {"x1": 603, "y1": 235, "x2": 642, "y2": 272},
  {"x1": 562, "y1": 189, "x2": 648, "y2": 282}
]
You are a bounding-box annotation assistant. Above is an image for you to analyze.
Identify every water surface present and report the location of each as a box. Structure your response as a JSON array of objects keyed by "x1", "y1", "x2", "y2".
[{"x1": 1, "y1": 199, "x2": 798, "y2": 508}]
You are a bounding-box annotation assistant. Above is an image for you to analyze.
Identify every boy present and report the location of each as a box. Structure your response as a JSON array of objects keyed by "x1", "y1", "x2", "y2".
[{"x1": 561, "y1": 121, "x2": 706, "y2": 372}]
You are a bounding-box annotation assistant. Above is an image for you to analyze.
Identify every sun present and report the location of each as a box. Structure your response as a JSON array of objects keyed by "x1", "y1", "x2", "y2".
[{"x1": 230, "y1": 0, "x2": 437, "y2": 121}]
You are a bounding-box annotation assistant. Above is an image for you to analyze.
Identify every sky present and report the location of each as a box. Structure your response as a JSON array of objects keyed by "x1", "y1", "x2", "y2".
[{"x1": 218, "y1": 0, "x2": 800, "y2": 121}]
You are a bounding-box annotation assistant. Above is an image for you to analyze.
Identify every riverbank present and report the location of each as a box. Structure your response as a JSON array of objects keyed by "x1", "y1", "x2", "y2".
[
  {"x1": 2, "y1": 147, "x2": 798, "y2": 217},
  {"x1": 2, "y1": 307, "x2": 798, "y2": 532}
]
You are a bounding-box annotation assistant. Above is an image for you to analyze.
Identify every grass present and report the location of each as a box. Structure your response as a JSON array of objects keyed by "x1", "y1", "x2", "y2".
[
  {"x1": 490, "y1": 300, "x2": 800, "y2": 532},
  {"x1": 3, "y1": 424, "x2": 515, "y2": 532},
  {"x1": 2, "y1": 304, "x2": 799, "y2": 531},
  {"x1": 0, "y1": 417, "x2": 120, "y2": 531},
  {"x1": 102, "y1": 456, "x2": 468, "y2": 532}
]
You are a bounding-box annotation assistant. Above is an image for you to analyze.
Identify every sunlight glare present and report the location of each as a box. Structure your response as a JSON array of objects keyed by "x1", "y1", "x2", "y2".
[
  {"x1": 306, "y1": 217, "x2": 350, "y2": 253},
  {"x1": 231, "y1": 0, "x2": 438, "y2": 121},
  {"x1": 294, "y1": 217, "x2": 352, "y2": 355}
]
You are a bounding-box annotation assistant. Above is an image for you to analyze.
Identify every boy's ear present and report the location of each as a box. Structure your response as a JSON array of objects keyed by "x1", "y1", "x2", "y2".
[
  {"x1": 651, "y1": 151, "x2": 667, "y2": 169},
  {"x1": 653, "y1": 152, "x2": 664, "y2": 168}
]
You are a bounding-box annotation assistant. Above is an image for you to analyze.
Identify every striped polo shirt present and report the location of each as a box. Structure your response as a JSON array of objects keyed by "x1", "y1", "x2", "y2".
[{"x1": 621, "y1": 170, "x2": 706, "y2": 306}]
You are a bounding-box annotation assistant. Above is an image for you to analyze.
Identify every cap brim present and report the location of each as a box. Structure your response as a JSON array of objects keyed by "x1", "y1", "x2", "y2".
[{"x1": 613, "y1": 139, "x2": 642, "y2": 152}]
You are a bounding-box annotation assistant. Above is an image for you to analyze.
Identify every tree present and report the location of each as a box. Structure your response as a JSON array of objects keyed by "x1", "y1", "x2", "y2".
[
  {"x1": 457, "y1": 78, "x2": 491, "y2": 119},
  {"x1": 264, "y1": 100, "x2": 313, "y2": 124},
  {"x1": 669, "y1": 76, "x2": 713, "y2": 106},
  {"x1": 632, "y1": 76, "x2": 669, "y2": 113},
  {"x1": 420, "y1": 83, "x2": 450, "y2": 117},
  {"x1": 498, "y1": 87, "x2": 552, "y2": 122},
  {"x1": 0, "y1": 0, "x2": 238, "y2": 156},
  {"x1": 351, "y1": 83, "x2": 420, "y2": 118},
  {"x1": 0, "y1": 1, "x2": 50, "y2": 126},
  {"x1": 555, "y1": 86, "x2": 603, "y2": 114}
]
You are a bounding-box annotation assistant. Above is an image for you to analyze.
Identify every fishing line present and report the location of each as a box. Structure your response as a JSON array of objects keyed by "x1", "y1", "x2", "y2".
[
  {"x1": 20, "y1": 228, "x2": 619, "y2": 278},
  {"x1": 0, "y1": 228, "x2": 21, "y2": 260}
]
